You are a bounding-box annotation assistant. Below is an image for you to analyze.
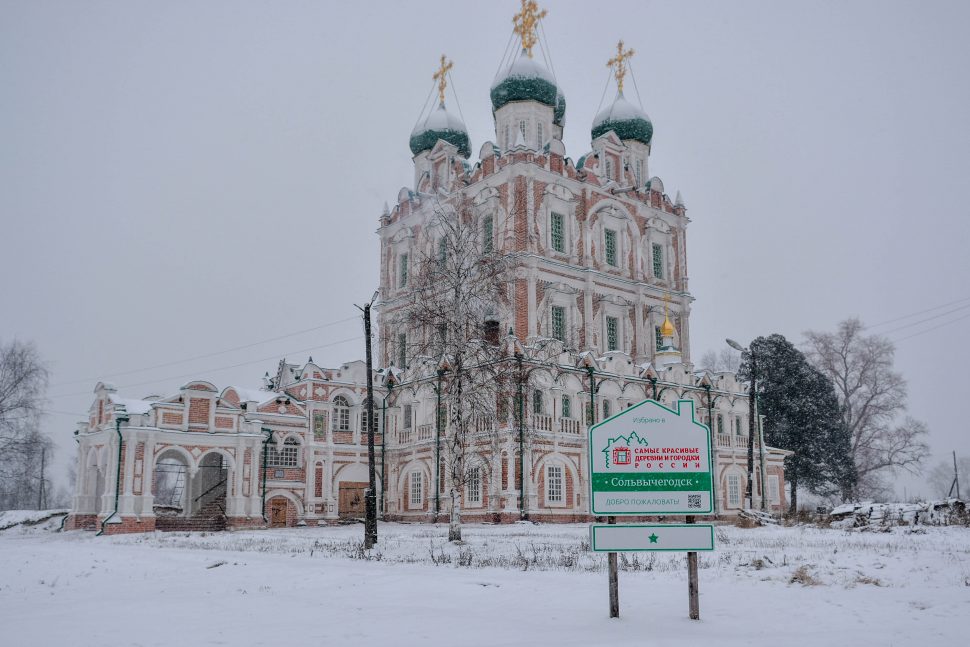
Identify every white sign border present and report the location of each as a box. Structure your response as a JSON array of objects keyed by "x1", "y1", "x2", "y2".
[
  {"x1": 587, "y1": 399, "x2": 715, "y2": 516},
  {"x1": 589, "y1": 523, "x2": 716, "y2": 552}
]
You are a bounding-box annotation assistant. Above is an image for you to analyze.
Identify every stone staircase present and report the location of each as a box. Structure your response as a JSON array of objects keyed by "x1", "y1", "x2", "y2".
[{"x1": 155, "y1": 481, "x2": 227, "y2": 532}]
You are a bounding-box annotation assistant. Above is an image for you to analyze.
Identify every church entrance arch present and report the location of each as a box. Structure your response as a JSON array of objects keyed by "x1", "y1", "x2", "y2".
[
  {"x1": 193, "y1": 451, "x2": 230, "y2": 517},
  {"x1": 152, "y1": 448, "x2": 192, "y2": 517}
]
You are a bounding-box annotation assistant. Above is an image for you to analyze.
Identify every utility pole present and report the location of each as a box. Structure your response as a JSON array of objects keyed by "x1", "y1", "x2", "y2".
[
  {"x1": 584, "y1": 353, "x2": 617, "y2": 618},
  {"x1": 37, "y1": 446, "x2": 46, "y2": 510},
  {"x1": 357, "y1": 293, "x2": 379, "y2": 549},
  {"x1": 950, "y1": 450, "x2": 962, "y2": 499}
]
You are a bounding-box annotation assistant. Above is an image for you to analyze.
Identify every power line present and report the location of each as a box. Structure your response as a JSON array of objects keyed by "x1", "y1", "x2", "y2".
[
  {"x1": 50, "y1": 314, "x2": 359, "y2": 388},
  {"x1": 892, "y1": 310, "x2": 970, "y2": 344},
  {"x1": 49, "y1": 334, "x2": 364, "y2": 400},
  {"x1": 877, "y1": 303, "x2": 970, "y2": 336},
  {"x1": 864, "y1": 295, "x2": 970, "y2": 330}
]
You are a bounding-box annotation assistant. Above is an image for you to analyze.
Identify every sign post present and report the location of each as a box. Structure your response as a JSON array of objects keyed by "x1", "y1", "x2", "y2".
[{"x1": 588, "y1": 399, "x2": 715, "y2": 619}]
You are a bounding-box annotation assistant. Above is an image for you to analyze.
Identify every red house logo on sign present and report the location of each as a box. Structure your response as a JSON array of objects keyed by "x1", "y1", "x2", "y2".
[
  {"x1": 613, "y1": 447, "x2": 631, "y2": 465},
  {"x1": 602, "y1": 432, "x2": 648, "y2": 468}
]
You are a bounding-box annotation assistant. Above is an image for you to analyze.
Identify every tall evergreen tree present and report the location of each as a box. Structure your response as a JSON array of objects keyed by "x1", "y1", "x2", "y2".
[{"x1": 739, "y1": 334, "x2": 855, "y2": 512}]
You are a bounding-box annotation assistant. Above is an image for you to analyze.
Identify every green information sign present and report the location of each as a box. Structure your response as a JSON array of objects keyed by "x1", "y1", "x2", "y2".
[{"x1": 588, "y1": 399, "x2": 714, "y2": 515}]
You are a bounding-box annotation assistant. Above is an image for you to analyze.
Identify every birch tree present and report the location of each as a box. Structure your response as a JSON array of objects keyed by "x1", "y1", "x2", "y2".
[{"x1": 401, "y1": 199, "x2": 511, "y2": 541}]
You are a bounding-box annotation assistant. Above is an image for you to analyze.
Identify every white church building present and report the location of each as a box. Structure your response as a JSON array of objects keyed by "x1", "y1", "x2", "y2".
[{"x1": 67, "y1": 2, "x2": 790, "y2": 534}]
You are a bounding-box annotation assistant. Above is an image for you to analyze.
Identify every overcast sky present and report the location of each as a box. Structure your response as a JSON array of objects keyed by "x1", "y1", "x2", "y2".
[{"x1": 2, "y1": 0, "x2": 968, "y2": 499}]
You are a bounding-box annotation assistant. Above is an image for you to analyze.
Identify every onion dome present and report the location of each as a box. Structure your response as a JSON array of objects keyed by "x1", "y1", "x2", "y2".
[
  {"x1": 660, "y1": 313, "x2": 676, "y2": 339},
  {"x1": 491, "y1": 51, "x2": 561, "y2": 116},
  {"x1": 553, "y1": 89, "x2": 566, "y2": 127},
  {"x1": 409, "y1": 102, "x2": 471, "y2": 158},
  {"x1": 591, "y1": 92, "x2": 653, "y2": 146}
]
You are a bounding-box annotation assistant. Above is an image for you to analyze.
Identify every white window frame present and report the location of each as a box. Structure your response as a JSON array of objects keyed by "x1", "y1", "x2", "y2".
[
  {"x1": 767, "y1": 475, "x2": 781, "y2": 504},
  {"x1": 409, "y1": 471, "x2": 423, "y2": 507},
  {"x1": 727, "y1": 474, "x2": 741, "y2": 508},
  {"x1": 267, "y1": 438, "x2": 299, "y2": 468},
  {"x1": 546, "y1": 464, "x2": 564, "y2": 504},
  {"x1": 332, "y1": 396, "x2": 351, "y2": 432},
  {"x1": 466, "y1": 466, "x2": 482, "y2": 506}
]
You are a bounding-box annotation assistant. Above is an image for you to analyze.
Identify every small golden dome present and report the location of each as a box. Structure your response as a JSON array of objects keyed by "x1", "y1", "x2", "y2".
[{"x1": 660, "y1": 315, "x2": 675, "y2": 339}]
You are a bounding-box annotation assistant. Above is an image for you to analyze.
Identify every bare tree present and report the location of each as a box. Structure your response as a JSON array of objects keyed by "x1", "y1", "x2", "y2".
[
  {"x1": 0, "y1": 340, "x2": 51, "y2": 510},
  {"x1": 804, "y1": 319, "x2": 929, "y2": 499},
  {"x1": 698, "y1": 348, "x2": 741, "y2": 373},
  {"x1": 401, "y1": 198, "x2": 512, "y2": 541}
]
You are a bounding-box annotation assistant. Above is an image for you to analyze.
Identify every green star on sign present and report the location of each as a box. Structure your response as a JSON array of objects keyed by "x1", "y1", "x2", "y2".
[{"x1": 648, "y1": 533, "x2": 659, "y2": 544}]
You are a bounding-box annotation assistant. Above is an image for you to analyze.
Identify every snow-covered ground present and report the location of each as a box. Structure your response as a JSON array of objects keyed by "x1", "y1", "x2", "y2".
[{"x1": 1, "y1": 520, "x2": 967, "y2": 646}]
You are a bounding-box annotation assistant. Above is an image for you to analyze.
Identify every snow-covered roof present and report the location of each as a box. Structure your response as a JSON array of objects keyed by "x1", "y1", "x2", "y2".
[
  {"x1": 108, "y1": 395, "x2": 153, "y2": 415},
  {"x1": 592, "y1": 93, "x2": 651, "y2": 129},
  {"x1": 491, "y1": 51, "x2": 555, "y2": 89},
  {"x1": 411, "y1": 103, "x2": 468, "y2": 137},
  {"x1": 227, "y1": 386, "x2": 277, "y2": 404}
]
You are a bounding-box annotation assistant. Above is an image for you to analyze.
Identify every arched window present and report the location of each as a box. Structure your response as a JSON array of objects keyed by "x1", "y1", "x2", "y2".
[
  {"x1": 409, "y1": 471, "x2": 423, "y2": 507},
  {"x1": 717, "y1": 414, "x2": 724, "y2": 435},
  {"x1": 602, "y1": 400, "x2": 611, "y2": 419},
  {"x1": 546, "y1": 464, "x2": 564, "y2": 503},
  {"x1": 727, "y1": 473, "x2": 742, "y2": 508},
  {"x1": 561, "y1": 395, "x2": 571, "y2": 419},
  {"x1": 466, "y1": 466, "x2": 482, "y2": 505},
  {"x1": 735, "y1": 417, "x2": 743, "y2": 435},
  {"x1": 533, "y1": 390, "x2": 543, "y2": 415},
  {"x1": 267, "y1": 438, "x2": 299, "y2": 468},
  {"x1": 332, "y1": 396, "x2": 351, "y2": 432},
  {"x1": 482, "y1": 215, "x2": 494, "y2": 253}
]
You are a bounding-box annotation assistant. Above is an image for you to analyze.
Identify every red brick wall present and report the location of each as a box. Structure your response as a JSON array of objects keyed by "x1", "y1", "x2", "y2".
[
  {"x1": 161, "y1": 412, "x2": 183, "y2": 426},
  {"x1": 188, "y1": 398, "x2": 210, "y2": 425}
]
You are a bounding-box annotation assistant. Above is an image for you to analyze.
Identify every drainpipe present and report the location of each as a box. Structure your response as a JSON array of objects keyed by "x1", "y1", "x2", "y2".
[
  {"x1": 97, "y1": 414, "x2": 130, "y2": 536},
  {"x1": 261, "y1": 427, "x2": 273, "y2": 522},
  {"x1": 62, "y1": 431, "x2": 81, "y2": 532}
]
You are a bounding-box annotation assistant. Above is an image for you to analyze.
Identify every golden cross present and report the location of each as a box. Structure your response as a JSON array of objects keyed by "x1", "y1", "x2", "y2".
[
  {"x1": 513, "y1": 0, "x2": 547, "y2": 58},
  {"x1": 607, "y1": 40, "x2": 635, "y2": 93},
  {"x1": 432, "y1": 54, "x2": 453, "y2": 104}
]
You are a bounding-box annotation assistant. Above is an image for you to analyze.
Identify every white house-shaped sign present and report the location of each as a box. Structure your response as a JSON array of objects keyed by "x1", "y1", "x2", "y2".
[{"x1": 588, "y1": 399, "x2": 713, "y2": 515}]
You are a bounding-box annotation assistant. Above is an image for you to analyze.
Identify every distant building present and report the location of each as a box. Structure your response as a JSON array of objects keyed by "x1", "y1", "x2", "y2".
[{"x1": 66, "y1": 4, "x2": 789, "y2": 534}]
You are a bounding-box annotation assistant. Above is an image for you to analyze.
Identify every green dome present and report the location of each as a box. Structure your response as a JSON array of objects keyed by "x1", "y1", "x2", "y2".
[
  {"x1": 591, "y1": 93, "x2": 653, "y2": 146},
  {"x1": 409, "y1": 103, "x2": 471, "y2": 158},
  {"x1": 554, "y1": 91, "x2": 566, "y2": 127},
  {"x1": 491, "y1": 51, "x2": 561, "y2": 116}
]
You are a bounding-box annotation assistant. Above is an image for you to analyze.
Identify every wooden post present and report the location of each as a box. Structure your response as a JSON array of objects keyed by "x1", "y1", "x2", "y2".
[
  {"x1": 686, "y1": 515, "x2": 699, "y2": 619},
  {"x1": 608, "y1": 515, "x2": 619, "y2": 617}
]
